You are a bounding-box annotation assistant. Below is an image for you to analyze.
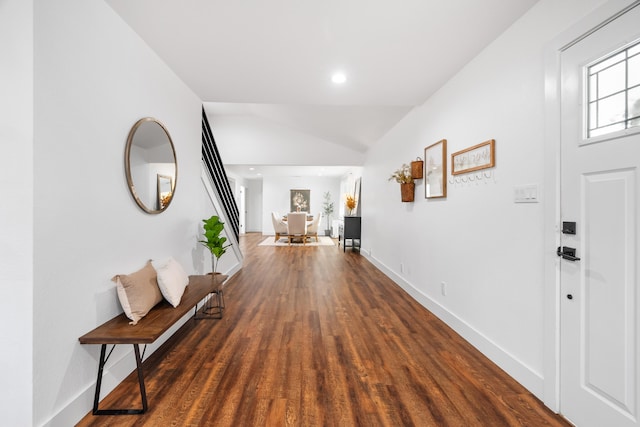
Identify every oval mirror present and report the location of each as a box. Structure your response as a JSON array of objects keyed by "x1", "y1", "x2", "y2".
[{"x1": 124, "y1": 117, "x2": 177, "y2": 214}]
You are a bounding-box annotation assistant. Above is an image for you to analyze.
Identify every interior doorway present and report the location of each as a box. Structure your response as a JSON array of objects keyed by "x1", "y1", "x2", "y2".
[{"x1": 239, "y1": 185, "x2": 246, "y2": 235}]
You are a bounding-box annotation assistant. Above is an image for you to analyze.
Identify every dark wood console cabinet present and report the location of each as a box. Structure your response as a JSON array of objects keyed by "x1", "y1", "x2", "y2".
[{"x1": 339, "y1": 216, "x2": 361, "y2": 252}]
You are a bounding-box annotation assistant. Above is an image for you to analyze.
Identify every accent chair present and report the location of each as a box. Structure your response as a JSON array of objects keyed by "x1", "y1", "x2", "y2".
[
  {"x1": 271, "y1": 212, "x2": 288, "y2": 242},
  {"x1": 306, "y1": 212, "x2": 322, "y2": 242},
  {"x1": 286, "y1": 212, "x2": 308, "y2": 245}
]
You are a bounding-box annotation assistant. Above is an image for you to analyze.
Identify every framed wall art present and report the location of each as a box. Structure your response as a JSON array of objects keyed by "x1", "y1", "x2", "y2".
[
  {"x1": 424, "y1": 139, "x2": 447, "y2": 198},
  {"x1": 451, "y1": 139, "x2": 495, "y2": 175},
  {"x1": 290, "y1": 189, "x2": 310, "y2": 213},
  {"x1": 353, "y1": 178, "x2": 361, "y2": 215},
  {"x1": 157, "y1": 174, "x2": 173, "y2": 209}
]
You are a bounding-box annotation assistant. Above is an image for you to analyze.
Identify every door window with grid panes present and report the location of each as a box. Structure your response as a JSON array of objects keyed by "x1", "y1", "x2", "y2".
[{"x1": 586, "y1": 40, "x2": 640, "y2": 139}]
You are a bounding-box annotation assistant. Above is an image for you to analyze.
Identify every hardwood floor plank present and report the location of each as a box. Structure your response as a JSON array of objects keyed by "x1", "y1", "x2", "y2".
[{"x1": 76, "y1": 233, "x2": 570, "y2": 426}]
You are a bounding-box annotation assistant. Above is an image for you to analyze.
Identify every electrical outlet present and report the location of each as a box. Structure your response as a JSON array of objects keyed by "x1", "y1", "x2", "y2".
[
  {"x1": 441, "y1": 282, "x2": 447, "y2": 296},
  {"x1": 400, "y1": 263, "x2": 404, "y2": 273}
]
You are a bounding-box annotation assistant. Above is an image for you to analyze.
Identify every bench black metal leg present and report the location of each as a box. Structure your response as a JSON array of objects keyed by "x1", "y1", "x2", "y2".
[
  {"x1": 195, "y1": 290, "x2": 224, "y2": 319},
  {"x1": 92, "y1": 344, "x2": 148, "y2": 415},
  {"x1": 133, "y1": 344, "x2": 148, "y2": 413},
  {"x1": 92, "y1": 344, "x2": 108, "y2": 414}
]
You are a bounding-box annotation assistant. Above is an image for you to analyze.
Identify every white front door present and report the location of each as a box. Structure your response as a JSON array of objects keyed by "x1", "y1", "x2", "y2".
[{"x1": 560, "y1": 4, "x2": 640, "y2": 426}]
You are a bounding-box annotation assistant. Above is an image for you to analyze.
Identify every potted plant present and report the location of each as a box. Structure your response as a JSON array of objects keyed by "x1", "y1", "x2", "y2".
[
  {"x1": 199, "y1": 215, "x2": 232, "y2": 273},
  {"x1": 322, "y1": 191, "x2": 334, "y2": 236},
  {"x1": 389, "y1": 163, "x2": 415, "y2": 202}
]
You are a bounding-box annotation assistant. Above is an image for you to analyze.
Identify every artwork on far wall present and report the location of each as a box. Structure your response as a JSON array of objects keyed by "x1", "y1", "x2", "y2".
[
  {"x1": 290, "y1": 189, "x2": 310, "y2": 213},
  {"x1": 424, "y1": 139, "x2": 447, "y2": 199},
  {"x1": 451, "y1": 139, "x2": 495, "y2": 175},
  {"x1": 157, "y1": 174, "x2": 173, "y2": 209},
  {"x1": 353, "y1": 178, "x2": 361, "y2": 216}
]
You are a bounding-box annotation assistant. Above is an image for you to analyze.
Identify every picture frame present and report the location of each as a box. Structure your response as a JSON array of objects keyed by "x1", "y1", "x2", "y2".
[
  {"x1": 451, "y1": 139, "x2": 495, "y2": 175},
  {"x1": 157, "y1": 174, "x2": 173, "y2": 209},
  {"x1": 424, "y1": 139, "x2": 447, "y2": 198},
  {"x1": 290, "y1": 189, "x2": 310, "y2": 213},
  {"x1": 353, "y1": 178, "x2": 361, "y2": 215}
]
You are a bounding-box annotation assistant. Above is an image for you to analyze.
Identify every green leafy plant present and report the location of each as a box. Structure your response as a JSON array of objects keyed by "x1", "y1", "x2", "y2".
[
  {"x1": 322, "y1": 191, "x2": 334, "y2": 232},
  {"x1": 199, "y1": 215, "x2": 231, "y2": 272}
]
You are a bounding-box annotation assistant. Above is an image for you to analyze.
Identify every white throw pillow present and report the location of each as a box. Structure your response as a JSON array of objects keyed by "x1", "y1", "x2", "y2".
[{"x1": 151, "y1": 257, "x2": 189, "y2": 307}]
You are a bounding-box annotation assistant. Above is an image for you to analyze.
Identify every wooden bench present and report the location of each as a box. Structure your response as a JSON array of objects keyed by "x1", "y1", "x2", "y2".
[{"x1": 79, "y1": 273, "x2": 228, "y2": 415}]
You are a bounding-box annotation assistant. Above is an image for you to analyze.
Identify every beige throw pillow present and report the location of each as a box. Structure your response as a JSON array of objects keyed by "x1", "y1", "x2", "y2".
[{"x1": 112, "y1": 260, "x2": 163, "y2": 325}]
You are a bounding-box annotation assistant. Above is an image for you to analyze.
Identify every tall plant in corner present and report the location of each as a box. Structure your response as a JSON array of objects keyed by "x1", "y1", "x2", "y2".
[
  {"x1": 199, "y1": 215, "x2": 231, "y2": 273},
  {"x1": 322, "y1": 191, "x2": 334, "y2": 236}
]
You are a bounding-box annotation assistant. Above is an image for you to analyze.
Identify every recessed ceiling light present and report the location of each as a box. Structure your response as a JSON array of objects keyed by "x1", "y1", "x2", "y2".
[
  {"x1": 331, "y1": 72, "x2": 347, "y2": 84},
  {"x1": 249, "y1": 167, "x2": 255, "y2": 171}
]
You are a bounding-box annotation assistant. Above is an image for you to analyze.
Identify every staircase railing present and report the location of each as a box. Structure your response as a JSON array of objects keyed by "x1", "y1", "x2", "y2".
[{"x1": 201, "y1": 107, "x2": 240, "y2": 243}]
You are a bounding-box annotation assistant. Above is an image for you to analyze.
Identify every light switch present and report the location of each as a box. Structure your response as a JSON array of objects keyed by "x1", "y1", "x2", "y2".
[{"x1": 514, "y1": 184, "x2": 539, "y2": 203}]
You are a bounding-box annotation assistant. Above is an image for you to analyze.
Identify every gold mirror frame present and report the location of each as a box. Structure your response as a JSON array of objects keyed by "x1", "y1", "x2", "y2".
[{"x1": 124, "y1": 117, "x2": 177, "y2": 214}]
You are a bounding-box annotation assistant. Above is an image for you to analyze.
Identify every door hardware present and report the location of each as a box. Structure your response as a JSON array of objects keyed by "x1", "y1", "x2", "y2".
[
  {"x1": 562, "y1": 221, "x2": 576, "y2": 235},
  {"x1": 557, "y1": 246, "x2": 581, "y2": 261}
]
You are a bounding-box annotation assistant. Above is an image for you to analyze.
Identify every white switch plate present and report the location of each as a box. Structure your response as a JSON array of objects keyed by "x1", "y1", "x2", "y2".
[{"x1": 514, "y1": 184, "x2": 539, "y2": 203}]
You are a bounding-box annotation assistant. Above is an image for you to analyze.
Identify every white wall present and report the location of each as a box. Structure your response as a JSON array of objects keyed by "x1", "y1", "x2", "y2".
[
  {"x1": 246, "y1": 179, "x2": 264, "y2": 232},
  {"x1": 262, "y1": 176, "x2": 341, "y2": 235},
  {"x1": 363, "y1": 0, "x2": 608, "y2": 402},
  {"x1": 32, "y1": 1, "x2": 220, "y2": 425},
  {"x1": 0, "y1": 1, "x2": 34, "y2": 425},
  {"x1": 213, "y1": 114, "x2": 365, "y2": 166}
]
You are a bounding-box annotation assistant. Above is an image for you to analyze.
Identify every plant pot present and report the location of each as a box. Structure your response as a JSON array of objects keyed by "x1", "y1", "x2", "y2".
[
  {"x1": 411, "y1": 159, "x2": 424, "y2": 179},
  {"x1": 324, "y1": 229, "x2": 331, "y2": 236},
  {"x1": 401, "y1": 182, "x2": 415, "y2": 202}
]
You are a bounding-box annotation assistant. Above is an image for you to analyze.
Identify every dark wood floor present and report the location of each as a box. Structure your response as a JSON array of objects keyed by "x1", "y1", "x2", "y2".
[{"x1": 77, "y1": 233, "x2": 570, "y2": 426}]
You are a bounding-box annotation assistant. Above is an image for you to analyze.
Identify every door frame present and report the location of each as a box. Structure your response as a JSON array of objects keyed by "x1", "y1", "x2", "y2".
[
  {"x1": 542, "y1": 0, "x2": 640, "y2": 413},
  {"x1": 239, "y1": 185, "x2": 246, "y2": 235}
]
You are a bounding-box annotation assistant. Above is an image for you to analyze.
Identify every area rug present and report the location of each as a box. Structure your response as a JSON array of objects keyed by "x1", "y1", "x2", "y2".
[{"x1": 258, "y1": 236, "x2": 336, "y2": 247}]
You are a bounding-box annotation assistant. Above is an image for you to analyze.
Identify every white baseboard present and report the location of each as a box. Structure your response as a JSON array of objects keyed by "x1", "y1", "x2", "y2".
[
  {"x1": 362, "y1": 252, "x2": 544, "y2": 399},
  {"x1": 223, "y1": 262, "x2": 242, "y2": 278}
]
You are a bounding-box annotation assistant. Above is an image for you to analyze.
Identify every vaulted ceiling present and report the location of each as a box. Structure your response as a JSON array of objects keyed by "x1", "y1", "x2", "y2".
[{"x1": 105, "y1": 0, "x2": 539, "y2": 177}]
